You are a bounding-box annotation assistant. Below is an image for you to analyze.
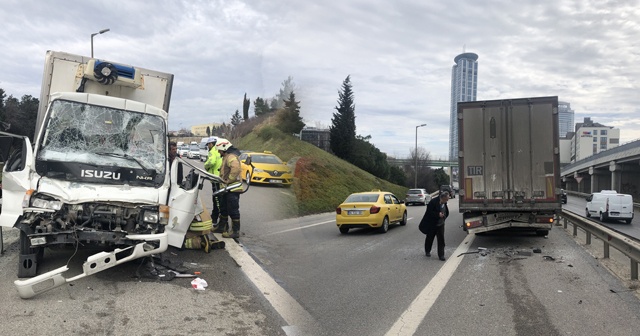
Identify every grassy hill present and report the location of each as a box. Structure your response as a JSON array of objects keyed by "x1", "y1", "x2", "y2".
[{"x1": 233, "y1": 124, "x2": 409, "y2": 217}]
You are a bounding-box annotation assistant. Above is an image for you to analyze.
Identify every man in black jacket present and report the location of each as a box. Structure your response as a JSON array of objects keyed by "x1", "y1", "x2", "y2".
[{"x1": 418, "y1": 191, "x2": 450, "y2": 261}]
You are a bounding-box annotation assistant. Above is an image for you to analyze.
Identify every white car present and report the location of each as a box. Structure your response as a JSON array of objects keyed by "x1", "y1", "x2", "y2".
[
  {"x1": 586, "y1": 190, "x2": 634, "y2": 223},
  {"x1": 405, "y1": 188, "x2": 430, "y2": 206},
  {"x1": 177, "y1": 145, "x2": 189, "y2": 158},
  {"x1": 186, "y1": 144, "x2": 200, "y2": 159}
]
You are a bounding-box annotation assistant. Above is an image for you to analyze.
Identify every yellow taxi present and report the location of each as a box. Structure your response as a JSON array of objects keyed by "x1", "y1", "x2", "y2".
[
  {"x1": 239, "y1": 151, "x2": 293, "y2": 186},
  {"x1": 335, "y1": 190, "x2": 407, "y2": 234}
]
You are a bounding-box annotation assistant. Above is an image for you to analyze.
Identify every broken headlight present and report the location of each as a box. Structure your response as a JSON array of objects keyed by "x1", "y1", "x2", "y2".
[
  {"x1": 143, "y1": 211, "x2": 159, "y2": 223},
  {"x1": 31, "y1": 197, "x2": 63, "y2": 210}
]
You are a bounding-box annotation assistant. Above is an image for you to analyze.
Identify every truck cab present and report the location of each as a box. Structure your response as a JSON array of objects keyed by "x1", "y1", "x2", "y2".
[{"x1": 0, "y1": 51, "x2": 238, "y2": 298}]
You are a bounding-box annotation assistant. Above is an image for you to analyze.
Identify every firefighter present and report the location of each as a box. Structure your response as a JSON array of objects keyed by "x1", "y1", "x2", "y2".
[{"x1": 214, "y1": 138, "x2": 242, "y2": 238}]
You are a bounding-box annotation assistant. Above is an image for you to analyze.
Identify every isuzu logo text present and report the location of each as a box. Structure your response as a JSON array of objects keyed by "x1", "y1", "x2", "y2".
[{"x1": 80, "y1": 170, "x2": 121, "y2": 180}]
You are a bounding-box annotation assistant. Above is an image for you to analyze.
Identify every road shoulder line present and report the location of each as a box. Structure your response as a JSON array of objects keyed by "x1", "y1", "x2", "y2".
[
  {"x1": 385, "y1": 233, "x2": 476, "y2": 336},
  {"x1": 219, "y1": 236, "x2": 320, "y2": 334}
]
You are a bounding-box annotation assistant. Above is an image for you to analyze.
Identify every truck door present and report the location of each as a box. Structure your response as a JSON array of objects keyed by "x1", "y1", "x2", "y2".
[
  {"x1": 0, "y1": 133, "x2": 33, "y2": 228},
  {"x1": 166, "y1": 158, "x2": 201, "y2": 247}
]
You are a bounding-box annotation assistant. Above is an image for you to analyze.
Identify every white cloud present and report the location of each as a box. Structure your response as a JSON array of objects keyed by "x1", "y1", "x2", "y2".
[{"x1": 1, "y1": 0, "x2": 639, "y2": 158}]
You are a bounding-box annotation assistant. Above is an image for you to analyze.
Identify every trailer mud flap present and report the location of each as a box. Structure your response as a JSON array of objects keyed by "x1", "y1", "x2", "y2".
[{"x1": 14, "y1": 233, "x2": 168, "y2": 299}]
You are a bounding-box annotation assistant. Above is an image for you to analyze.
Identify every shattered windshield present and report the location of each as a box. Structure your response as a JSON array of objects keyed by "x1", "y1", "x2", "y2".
[{"x1": 37, "y1": 100, "x2": 166, "y2": 174}]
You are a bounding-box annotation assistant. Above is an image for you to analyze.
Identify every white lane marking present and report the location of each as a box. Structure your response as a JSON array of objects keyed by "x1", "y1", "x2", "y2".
[
  {"x1": 263, "y1": 220, "x2": 335, "y2": 236},
  {"x1": 384, "y1": 233, "x2": 476, "y2": 336},
  {"x1": 220, "y1": 235, "x2": 320, "y2": 334},
  {"x1": 263, "y1": 217, "x2": 416, "y2": 237}
]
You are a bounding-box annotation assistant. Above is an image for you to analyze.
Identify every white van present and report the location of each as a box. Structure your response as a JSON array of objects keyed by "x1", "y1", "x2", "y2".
[
  {"x1": 586, "y1": 190, "x2": 634, "y2": 224},
  {"x1": 199, "y1": 137, "x2": 214, "y2": 162}
]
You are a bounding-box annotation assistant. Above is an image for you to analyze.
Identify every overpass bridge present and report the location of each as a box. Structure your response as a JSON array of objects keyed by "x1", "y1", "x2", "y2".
[{"x1": 561, "y1": 139, "x2": 640, "y2": 198}]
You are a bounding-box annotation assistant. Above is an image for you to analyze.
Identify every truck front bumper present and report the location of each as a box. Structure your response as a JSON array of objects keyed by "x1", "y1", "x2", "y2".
[{"x1": 14, "y1": 232, "x2": 168, "y2": 299}]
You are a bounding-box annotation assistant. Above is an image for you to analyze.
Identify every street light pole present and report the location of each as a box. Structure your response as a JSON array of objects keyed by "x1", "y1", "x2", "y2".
[
  {"x1": 415, "y1": 123, "x2": 427, "y2": 188},
  {"x1": 91, "y1": 28, "x2": 110, "y2": 58}
]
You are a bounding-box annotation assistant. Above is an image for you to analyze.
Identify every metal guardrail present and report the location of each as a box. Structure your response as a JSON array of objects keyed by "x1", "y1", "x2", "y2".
[{"x1": 559, "y1": 209, "x2": 640, "y2": 280}]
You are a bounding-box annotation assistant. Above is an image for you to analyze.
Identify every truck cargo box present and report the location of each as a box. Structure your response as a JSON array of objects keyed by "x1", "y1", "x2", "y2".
[{"x1": 458, "y1": 96, "x2": 561, "y2": 234}]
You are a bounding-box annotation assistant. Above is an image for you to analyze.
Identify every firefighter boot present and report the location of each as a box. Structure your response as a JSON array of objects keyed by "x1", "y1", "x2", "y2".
[
  {"x1": 213, "y1": 216, "x2": 228, "y2": 233},
  {"x1": 222, "y1": 219, "x2": 240, "y2": 239}
]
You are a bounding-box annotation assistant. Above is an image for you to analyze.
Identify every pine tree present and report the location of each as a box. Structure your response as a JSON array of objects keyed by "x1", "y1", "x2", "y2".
[
  {"x1": 253, "y1": 97, "x2": 270, "y2": 116},
  {"x1": 230, "y1": 109, "x2": 242, "y2": 126},
  {"x1": 329, "y1": 75, "x2": 356, "y2": 160},
  {"x1": 276, "y1": 91, "x2": 305, "y2": 134},
  {"x1": 242, "y1": 93, "x2": 250, "y2": 120}
]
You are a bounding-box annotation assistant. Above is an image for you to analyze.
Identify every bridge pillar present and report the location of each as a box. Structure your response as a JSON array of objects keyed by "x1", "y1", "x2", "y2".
[
  {"x1": 589, "y1": 166, "x2": 610, "y2": 193},
  {"x1": 609, "y1": 161, "x2": 621, "y2": 192}
]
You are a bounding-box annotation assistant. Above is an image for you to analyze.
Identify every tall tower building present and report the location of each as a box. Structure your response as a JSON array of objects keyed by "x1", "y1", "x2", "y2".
[
  {"x1": 558, "y1": 101, "x2": 575, "y2": 138},
  {"x1": 449, "y1": 52, "x2": 478, "y2": 161}
]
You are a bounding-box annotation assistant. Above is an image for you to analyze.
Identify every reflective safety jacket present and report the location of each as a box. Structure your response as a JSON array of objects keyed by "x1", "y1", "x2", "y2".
[{"x1": 204, "y1": 146, "x2": 222, "y2": 176}]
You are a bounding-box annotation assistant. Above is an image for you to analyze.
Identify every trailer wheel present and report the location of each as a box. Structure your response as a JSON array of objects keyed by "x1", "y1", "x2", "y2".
[{"x1": 536, "y1": 230, "x2": 548, "y2": 237}]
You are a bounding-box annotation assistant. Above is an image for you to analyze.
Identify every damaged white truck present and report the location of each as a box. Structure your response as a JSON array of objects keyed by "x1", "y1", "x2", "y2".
[{"x1": 0, "y1": 51, "x2": 237, "y2": 298}]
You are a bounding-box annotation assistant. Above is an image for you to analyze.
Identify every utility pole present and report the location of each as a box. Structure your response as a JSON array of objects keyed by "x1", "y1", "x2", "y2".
[{"x1": 414, "y1": 123, "x2": 426, "y2": 188}]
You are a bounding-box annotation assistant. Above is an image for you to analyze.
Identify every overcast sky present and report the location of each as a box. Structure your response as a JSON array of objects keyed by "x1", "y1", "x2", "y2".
[{"x1": 1, "y1": 0, "x2": 639, "y2": 159}]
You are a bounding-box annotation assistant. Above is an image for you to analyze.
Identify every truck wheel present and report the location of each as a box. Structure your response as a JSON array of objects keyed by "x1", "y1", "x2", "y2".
[{"x1": 18, "y1": 230, "x2": 42, "y2": 278}]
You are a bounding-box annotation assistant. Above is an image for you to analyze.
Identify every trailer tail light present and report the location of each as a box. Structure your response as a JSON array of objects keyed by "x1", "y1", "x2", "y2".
[
  {"x1": 370, "y1": 206, "x2": 381, "y2": 214},
  {"x1": 535, "y1": 216, "x2": 554, "y2": 223},
  {"x1": 336, "y1": 207, "x2": 342, "y2": 215},
  {"x1": 465, "y1": 219, "x2": 482, "y2": 229}
]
